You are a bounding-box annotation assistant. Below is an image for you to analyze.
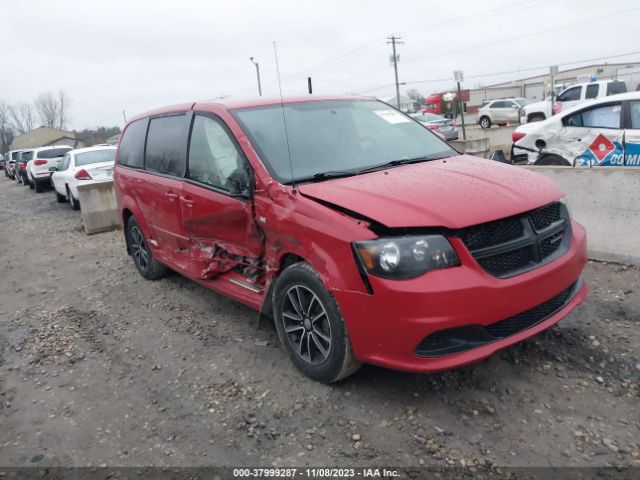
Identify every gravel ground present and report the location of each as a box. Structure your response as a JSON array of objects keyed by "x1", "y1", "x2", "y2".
[{"x1": 0, "y1": 174, "x2": 639, "y2": 471}]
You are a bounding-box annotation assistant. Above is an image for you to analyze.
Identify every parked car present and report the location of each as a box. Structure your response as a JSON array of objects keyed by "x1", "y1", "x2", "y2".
[
  {"x1": 512, "y1": 91, "x2": 640, "y2": 166},
  {"x1": 15, "y1": 150, "x2": 34, "y2": 185},
  {"x1": 114, "y1": 96, "x2": 587, "y2": 383},
  {"x1": 476, "y1": 98, "x2": 524, "y2": 128},
  {"x1": 25, "y1": 146, "x2": 73, "y2": 192},
  {"x1": 5, "y1": 150, "x2": 25, "y2": 179},
  {"x1": 51, "y1": 146, "x2": 116, "y2": 209},
  {"x1": 520, "y1": 80, "x2": 630, "y2": 123},
  {"x1": 410, "y1": 113, "x2": 458, "y2": 140}
]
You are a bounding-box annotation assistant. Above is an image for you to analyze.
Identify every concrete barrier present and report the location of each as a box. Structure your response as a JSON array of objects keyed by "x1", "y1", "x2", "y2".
[
  {"x1": 77, "y1": 180, "x2": 120, "y2": 235},
  {"x1": 450, "y1": 137, "x2": 490, "y2": 158},
  {"x1": 523, "y1": 166, "x2": 640, "y2": 265}
]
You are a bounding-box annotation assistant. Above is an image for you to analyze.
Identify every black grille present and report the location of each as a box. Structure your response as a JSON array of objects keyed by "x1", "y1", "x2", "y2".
[
  {"x1": 530, "y1": 202, "x2": 562, "y2": 231},
  {"x1": 485, "y1": 284, "x2": 574, "y2": 338},
  {"x1": 415, "y1": 280, "x2": 580, "y2": 358},
  {"x1": 457, "y1": 201, "x2": 570, "y2": 278},
  {"x1": 477, "y1": 247, "x2": 531, "y2": 276},
  {"x1": 459, "y1": 218, "x2": 523, "y2": 250},
  {"x1": 540, "y1": 231, "x2": 564, "y2": 258}
]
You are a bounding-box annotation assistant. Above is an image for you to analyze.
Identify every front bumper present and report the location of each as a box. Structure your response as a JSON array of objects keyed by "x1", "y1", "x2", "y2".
[{"x1": 333, "y1": 221, "x2": 587, "y2": 373}]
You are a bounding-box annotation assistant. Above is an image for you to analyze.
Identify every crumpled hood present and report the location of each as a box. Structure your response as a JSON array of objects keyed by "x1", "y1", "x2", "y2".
[{"x1": 298, "y1": 155, "x2": 564, "y2": 229}]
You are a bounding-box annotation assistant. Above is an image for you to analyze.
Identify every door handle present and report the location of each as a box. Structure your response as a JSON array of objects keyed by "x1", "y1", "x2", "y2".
[
  {"x1": 165, "y1": 191, "x2": 179, "y2": 202},
  {"x1": 180, "y1": 196, "x2": 195, "y2": 207}
]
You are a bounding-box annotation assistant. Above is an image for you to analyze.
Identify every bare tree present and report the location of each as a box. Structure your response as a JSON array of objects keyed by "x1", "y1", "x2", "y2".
[
  {"x1": 10, "y1": 102, "x2": 35, "y2": 135},
  {"x1": 0, "y1": 101, "x2": 15, "y2": 153},
  {"x1": 57, "y1": 90, "x2": 70, "y2": 129},
  {"x1": 34, "y1": 90, "x2": 71, "y2": 130},
  {"x1": 406, "y1": 88, "x2": 425, "y2": 105}
]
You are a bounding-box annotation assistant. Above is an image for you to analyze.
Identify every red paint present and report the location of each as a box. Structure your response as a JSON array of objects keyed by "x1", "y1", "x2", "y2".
[{"x1": 113, "y1": 97, "x2": 588, "y2": 374}]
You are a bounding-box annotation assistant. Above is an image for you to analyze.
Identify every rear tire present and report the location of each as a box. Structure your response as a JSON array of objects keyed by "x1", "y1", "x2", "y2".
[
  {"x1": 67, "y1": 186, "x2": 80, "y2": 210},
  {"x1": 535, "y1": 154, "x2": 571, "y2": 166},
  {"x1": 28, "y1": 177, "x2": 35, "y2": 189},
  {"x1": 479, "y1": 116, "x2": 492, "y2": 129},
  {"x1": 126, "y1": 217, "x2": 168, "y2": 280},
  {"x1": 529, "y1": 113, "x2": 546, "y2": 122},
  {"x1": 273, "y1": 262, "x2": 361, "y2": 383},
  {"x1": 56, "y1": 191, "x2": 66, "y2": 202}
]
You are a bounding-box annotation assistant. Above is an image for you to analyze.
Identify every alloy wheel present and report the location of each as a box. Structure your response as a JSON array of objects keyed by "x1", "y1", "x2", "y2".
[
  {"x1": 281, "y1": 285, "x2": 332, "y2": 365},
  {"x1": 130, "y1": 225, "x2": 149, "y2": 272}
]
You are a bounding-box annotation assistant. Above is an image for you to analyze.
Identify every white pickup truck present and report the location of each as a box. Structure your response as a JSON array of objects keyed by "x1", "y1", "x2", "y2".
[{"x1": 520, "y1": 80, "x2": 630, "y2": 123}]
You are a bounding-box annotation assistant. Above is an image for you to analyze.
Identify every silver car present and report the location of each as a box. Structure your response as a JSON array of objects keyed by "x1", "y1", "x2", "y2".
[
  {"x1": 476, "y1": 98, "x2": 530, "y2": 129},
  {"x1": 411, "y1": 113, "x2": 458, "y2": 140}
]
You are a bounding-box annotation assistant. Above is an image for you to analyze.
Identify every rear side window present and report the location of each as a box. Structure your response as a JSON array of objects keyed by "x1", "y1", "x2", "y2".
[
  {"x1": 564, "y1": 103, "x2": 621, "y2": 129},
  {"x1": 118, "y1": 119, "x2": 147, "y2": 168},
  {"x1": 629, "y1": 101, "x2": 640, "y2": 129},
  {"x1": 37, "y1": 148, "x2": 72, "y2": 159},
  {"x1": 187, "y1": 115, "x2": 245, "y2": 191},
  {"x1": 607, "y1": 81, "x2": 627, "y2": 96},
  {"x1": 585, "y1": 84, "x2": 599, "y2": 99},
  {"x1": 12, "y1": 152, "x2": 20, "y2": 160},
  {"x1": 145, "y1": 115, "x2": 186, "y2": 177},
  {"x1": 21, "y1": 151, "x2": 33, "y2": 161}
]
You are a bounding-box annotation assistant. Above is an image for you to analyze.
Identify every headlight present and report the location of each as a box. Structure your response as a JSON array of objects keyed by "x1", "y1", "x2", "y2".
[{"x1": 354, "y1": 235, "x2": 460, "y2": 279}]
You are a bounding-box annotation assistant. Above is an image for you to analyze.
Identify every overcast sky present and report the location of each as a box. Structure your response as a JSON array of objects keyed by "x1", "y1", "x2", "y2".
[{"x1": 2, "y1": 0, "x2": 639, "y2": 130}]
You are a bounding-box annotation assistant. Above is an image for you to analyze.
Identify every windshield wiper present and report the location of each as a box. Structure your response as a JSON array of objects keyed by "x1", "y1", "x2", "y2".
[
  {"x1": 311, "y1": 170, "x2": 358, "y2": 180},
  {"x1": 355, "y1": 153, "x2": 452, "y2": 174}
]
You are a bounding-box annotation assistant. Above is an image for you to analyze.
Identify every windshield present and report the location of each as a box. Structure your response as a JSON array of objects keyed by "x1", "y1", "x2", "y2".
[
  {"x1": 233, "y1": 99, "x2": 455, "y2": 183},
  {"x1": 75, "y1": 149, "x2": 116, "y2": 166}
]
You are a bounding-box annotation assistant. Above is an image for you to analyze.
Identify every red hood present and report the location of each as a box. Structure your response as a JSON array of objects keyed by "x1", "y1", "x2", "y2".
[{"x1": 298, "y1": 155, "x2": 564, "y2": 229}]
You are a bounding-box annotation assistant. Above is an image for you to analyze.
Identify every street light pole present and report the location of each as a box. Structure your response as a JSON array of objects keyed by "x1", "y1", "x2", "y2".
[{"x1": 249, "y1": 57, "x2": 262, "y2": 96}]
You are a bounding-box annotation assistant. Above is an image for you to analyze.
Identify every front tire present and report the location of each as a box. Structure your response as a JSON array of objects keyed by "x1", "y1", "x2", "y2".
[
  {"x1": 479, "y1": 116, "x2": 492, "y2": 129},
  {"x1": 273, "y1": 262, "x2": 361, "y2": 383},
  {"x1": 126, "y1": 217, "x2": 168, "y2": 280},
  {"x1": 529, "y1": 113, "x2": 546, "y2": 122},
  {"x1": 35, "y1": 181, "x2": 44, "y2": 193}
]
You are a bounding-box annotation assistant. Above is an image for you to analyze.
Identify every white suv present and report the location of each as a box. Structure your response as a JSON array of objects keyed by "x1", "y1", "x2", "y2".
[
  {"x1": 25, "y1": 145, "x2": 73, "y2": 192},
  {"x1": 476, "y1": 98, "x2": 528, "y2": 129}
]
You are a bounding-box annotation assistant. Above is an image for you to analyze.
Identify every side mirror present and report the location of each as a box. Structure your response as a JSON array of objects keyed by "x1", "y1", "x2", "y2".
[{"x1": 49, "y1": 166, "x2": 58, "y2": 172}]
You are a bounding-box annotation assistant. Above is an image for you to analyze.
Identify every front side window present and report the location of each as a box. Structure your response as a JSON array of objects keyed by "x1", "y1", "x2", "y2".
[
  {"x1": 557, "y1": 87, "x2": 581, "y2": 102},
  {"x1": 233, "y1": 99, "x2": 455, "y2": 183},
  {"x1": 76, "y1": 149, "x2": 116, "y2": 167},
  {"x1": 145, "y1": 115, "x2": 186, "y2": 177},
  {"x1": 188, "y1": 115, "x2": 245, "y2": 191},
  {"x1": 118, "y1": 119, "x2": 147, "y2": 168},
  {"x1": 490, "y1": 101, "x2": 505, "y2": 108},
  {"x1": 564, "y1": 103, "x2": 621, "y2": 129}
]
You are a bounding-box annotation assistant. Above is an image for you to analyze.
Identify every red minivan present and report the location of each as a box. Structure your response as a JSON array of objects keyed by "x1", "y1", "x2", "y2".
[{"x1": 113, "y1": 96, "x2": 588, "y2": 383}]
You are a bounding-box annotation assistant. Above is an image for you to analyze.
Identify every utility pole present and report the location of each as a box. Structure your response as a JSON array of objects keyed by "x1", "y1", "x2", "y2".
[
  {"x1": 387, "y1": 35, "x2": 403, "y2": 109},
  {"x1": 249, "y1": 57, "x2": 262, "y2": 96},
  {"x1": 122, "y1": 109, "x2": 127, "y2": 123}
]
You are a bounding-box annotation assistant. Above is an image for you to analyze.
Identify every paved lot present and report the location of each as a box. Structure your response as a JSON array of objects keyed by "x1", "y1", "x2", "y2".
[{"x1": 0, "y1": 175, "x2": 639, "y2": 469}]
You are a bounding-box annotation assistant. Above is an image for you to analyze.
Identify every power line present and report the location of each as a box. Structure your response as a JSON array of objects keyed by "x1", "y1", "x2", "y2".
[
  {"x1": 355, "y1": 49, "x2": 640, "y2": 94},
  {"x1": 322, "y1": 5, "x2": 639, "y2": 91}
]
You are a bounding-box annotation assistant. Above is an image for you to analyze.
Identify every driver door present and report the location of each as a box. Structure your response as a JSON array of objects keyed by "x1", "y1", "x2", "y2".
[{"x1": 180, "y1": 112, "x2": 263, "y2": 279}]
